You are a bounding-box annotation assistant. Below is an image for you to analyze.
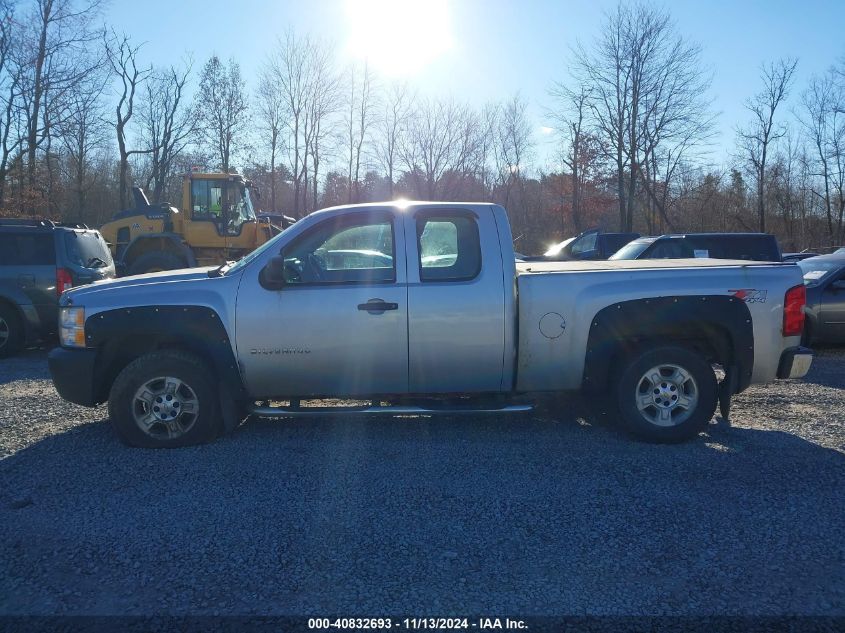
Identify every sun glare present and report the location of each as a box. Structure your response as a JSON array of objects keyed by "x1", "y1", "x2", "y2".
[{"x1": 345, "y1": 0, "x2": 453, "y2": 76}]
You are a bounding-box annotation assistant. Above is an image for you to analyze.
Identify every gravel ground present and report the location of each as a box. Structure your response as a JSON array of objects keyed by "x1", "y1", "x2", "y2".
[{"x1": 1, "y1": 347, "x2": 844, "y2": 617}]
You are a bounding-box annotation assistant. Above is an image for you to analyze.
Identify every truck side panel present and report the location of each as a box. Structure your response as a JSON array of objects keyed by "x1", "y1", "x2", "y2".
[{"x1": 514, "y1": 263, "x2": 802, "y2": 392}]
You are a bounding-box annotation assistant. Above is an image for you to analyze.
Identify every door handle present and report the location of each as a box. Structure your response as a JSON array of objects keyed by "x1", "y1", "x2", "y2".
[{"x1": 357, "y1": 299, "x2": 399, "y2": 313}]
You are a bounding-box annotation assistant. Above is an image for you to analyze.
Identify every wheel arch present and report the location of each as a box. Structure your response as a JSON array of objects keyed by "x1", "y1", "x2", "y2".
[
  {"x1": 0, "y1": 293, "x2": 36, "y2": 344},
  {"x1": 582, "y1": 295, "x2": 754, "y2": 395},
  {"x1": 120, "y1": 234, "x2": 196, "y2": 269},
  {"x1": 86, "y1": 305, "x2": 244, "y2": 406}
]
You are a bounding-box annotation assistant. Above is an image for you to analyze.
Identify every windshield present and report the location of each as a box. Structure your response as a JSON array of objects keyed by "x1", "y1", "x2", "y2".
[
  {"x1": 797, "y1": 259, "x2": 844, "y2": 286},
  {"x1": 222, "y1": 223, "x2": 291, "y2": 275},
  {"x1": 609, "y1": 239, "x2": 653, "y2": 260},
  {"x1": 225, "y1": 184, "x2": 256, "y2": 233},
  {"x1": 543, "y1": 237, "x2": 576, "y2": 257},
  {"x1": 64, "y1": 231, "x2": 113, "y2": 268}
]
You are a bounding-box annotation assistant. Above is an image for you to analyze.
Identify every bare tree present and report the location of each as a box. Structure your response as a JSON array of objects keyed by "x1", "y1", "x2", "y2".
[
  {"x1": 196, "y1": 55, "x2": 249, "y2": 173},
  {"x1": 549, "y1": 83, "x2": 591, "y2": 232},
  {"x1": 270, "y1": 31, "x2": 312, "y2": 217},
  {"x1": 21, "y1": 0, "x2": 102, "y2": 208},
  {"x1": 0, "y1": 0, "x2": 24, "y2": 210},
  {"x1": 105, "y1": 31, "x2": 152, "y2": 210},
  {"x1": 344, "y1": 61, "x2": 376, "y2": 203},
  {"x1": 56, "y1": 66, "x2": 109, "y2": 220},
  {"x1": 373, "y1": 81, "x2": 411, "y2": 199},
  {"x1": 140, "y1": 59, "x2": 194, "y2": 203},
  {"x1": 575, "y1": 2, "x2": 713, "y2": 232},
  {"x1": 256, "y1": 58, "x2": 285, "y2": 212},
  {"x1": 400, "y1": 98, "x2": 472, "y2": 199},
  {"x1": 303, "y1": 43, "x2": 339, "y2": 212},
  {"x1": 737, "y1": 58, "x2": 797, "y2": 232}
]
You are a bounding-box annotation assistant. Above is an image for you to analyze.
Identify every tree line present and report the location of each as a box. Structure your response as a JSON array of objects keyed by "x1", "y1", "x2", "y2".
[{"x1": 1, "y1": 0, "x2": 844, "y2": 255}]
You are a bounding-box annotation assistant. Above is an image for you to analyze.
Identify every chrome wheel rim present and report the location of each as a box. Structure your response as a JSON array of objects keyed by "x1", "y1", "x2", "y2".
[
  {"x1": 0, "y1": 316, "x2": 9, "y2": 348},
  {"x1": 132, "y1": 376, "x2": 199, "y2": 440},
  {"x1": 635, "y1": 363, "x2": 698, "y2": 427}
]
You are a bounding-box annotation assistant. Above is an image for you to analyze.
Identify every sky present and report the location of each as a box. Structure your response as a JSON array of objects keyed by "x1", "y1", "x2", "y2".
[{"x1": 107, "y1": 0, "x2": 845, "y2": 170}]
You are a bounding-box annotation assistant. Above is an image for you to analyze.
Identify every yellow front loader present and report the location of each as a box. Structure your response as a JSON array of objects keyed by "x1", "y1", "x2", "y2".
[{"x1": 100, "y1": 172, "x2": 283, "y2": 276}]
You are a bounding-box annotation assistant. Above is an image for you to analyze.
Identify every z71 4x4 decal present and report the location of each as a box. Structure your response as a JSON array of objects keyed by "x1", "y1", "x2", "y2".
[{"x1": 729, "y1": 289, "x2": 768, "y2": 304}]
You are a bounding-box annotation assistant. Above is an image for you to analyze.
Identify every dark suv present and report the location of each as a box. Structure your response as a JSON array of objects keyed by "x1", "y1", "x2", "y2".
[
  {"x1": 0, "y1": 219, "x2": 115, "y2": 357},
  {"x1": 610, "y1": 233, "x2": 782, "y2": 262}
]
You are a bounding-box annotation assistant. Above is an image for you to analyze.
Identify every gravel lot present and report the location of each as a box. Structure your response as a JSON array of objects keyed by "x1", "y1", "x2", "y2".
[{"x1": 1, "y1": 348, "x2": 844, "y2": 617}]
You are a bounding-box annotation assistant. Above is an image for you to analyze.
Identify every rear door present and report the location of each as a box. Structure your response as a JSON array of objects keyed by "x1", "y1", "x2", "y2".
[
  {"x1": 0, "y1": 231, "x2": 57, "y2": 333},
  {"x1": 404, "y1": 208, "x2": 506, "y2": 393}
]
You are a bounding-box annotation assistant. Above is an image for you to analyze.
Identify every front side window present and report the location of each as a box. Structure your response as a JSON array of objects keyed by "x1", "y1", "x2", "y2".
[
  {"x1": 191, "y1": 179, "x2": 224, "y2": 218},
  {"x1": 417, "y1": 214, "x2": 481, "y2": 282},
  {"x1": 282, "y1": 215, "x2": 395, "y2": 285}
]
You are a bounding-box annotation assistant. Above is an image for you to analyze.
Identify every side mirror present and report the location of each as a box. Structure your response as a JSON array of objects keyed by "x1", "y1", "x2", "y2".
[
  {"x1": 259, "y1": 255, "x2": 286, "y2": 290},
  {"x1": 577, "y1": 249, "x2": 599, "y2": 260}
]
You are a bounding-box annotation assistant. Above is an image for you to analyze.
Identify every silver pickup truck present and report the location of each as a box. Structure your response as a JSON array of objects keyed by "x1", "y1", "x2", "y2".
[{"x1": 48, "y1": 202, "x2": 812, "y2": 448}]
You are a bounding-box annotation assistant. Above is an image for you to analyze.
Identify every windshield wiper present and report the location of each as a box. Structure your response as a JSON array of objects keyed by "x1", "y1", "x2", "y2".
[
  {"x1": 208, "y1": 260, "x2": 236, "y2": 278},
  {"x1": 85, "y1": 256, "x2": 108, "y2": 268}
]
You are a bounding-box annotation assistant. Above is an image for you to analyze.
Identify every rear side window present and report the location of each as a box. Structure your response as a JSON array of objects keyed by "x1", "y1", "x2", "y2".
[
  {"x1": 416, "y1": 214, "x2": 481, "y2": 282},
  {"x1": 648, "y1": 239, "x2": 693, "y2": 259},
  {"x1": 0, "y1": 233, "x2": 56, "y2": 266},
  {"x1": 691, "y1": 237, "x2": 779, "y2": 261}
]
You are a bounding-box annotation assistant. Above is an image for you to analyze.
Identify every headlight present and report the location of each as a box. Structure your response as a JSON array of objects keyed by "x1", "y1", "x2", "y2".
[{"x1": 59, "y1": 307, "x2": 86, "y2": 348}]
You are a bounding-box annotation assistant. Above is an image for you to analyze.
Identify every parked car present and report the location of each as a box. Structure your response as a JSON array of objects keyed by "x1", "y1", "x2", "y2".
[
  {"x1": 533, "y1": 229, "x2": 640, "y2": 261},
  {"x1": 0, "y1": 219, "x2": 115, "y2": 358},
  {"x1": 610, "y1": 232, "x2": 782, "y2": 262},
  {"x1": 48, "y1": 202, "x2": 812, "y2": 448},
  {"x1": 782, "y1": 252, "x2": 820, "y2": 263},
  {"x1": 797, "y1": 254, "x2": 845, "y2": 345}
]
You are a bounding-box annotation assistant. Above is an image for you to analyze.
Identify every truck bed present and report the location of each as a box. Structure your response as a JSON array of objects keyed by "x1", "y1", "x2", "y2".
[
  {"x1": 516, "y1": 258, "x2": 789, "y2": 274},
  {"x1": 513, "y1": 257, "x2": 801, "y2": 392}
]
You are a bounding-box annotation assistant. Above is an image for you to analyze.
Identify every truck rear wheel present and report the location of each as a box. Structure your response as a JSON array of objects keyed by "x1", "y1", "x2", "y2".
[
  {"x1": 615, "y1": 345, "x2": 717, "y2": 443},
  {"x1": 108, "y1": 350, "x2": 221, "y2": 448},
  {"x1": 0, "y1": 304, "x2": 24, "y2": 358},
  {"x1": 127, "y1": 251, "x2": 185, "y2": 276}
]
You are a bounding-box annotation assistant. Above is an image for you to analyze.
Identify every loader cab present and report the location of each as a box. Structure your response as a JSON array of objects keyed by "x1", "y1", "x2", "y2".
[{"x1": 187, "y1": 175, "x2": 257, "y2": 237}]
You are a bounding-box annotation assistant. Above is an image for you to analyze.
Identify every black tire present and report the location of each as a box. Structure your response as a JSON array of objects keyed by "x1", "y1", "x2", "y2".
[
  {"x1": 108, "y1": 350, "x2": 221, "y2": 448},
  {"x1": 614, "y1": 345, "x2": 718, "y2": 443},
  {"x1": 0, "y1": 303, "x2": 24, "y2": 359},
  {"x1": 127, "y1": 251, "x2": 186, "y2": 276}
]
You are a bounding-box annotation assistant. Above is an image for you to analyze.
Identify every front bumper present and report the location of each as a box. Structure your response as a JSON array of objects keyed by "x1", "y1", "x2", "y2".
[
  {"x1": 777, "y1": 346, "x2": 813, "y2": 379},
  {"x1": 48, "y1": 347, "x2": 99, "y2": 407}
]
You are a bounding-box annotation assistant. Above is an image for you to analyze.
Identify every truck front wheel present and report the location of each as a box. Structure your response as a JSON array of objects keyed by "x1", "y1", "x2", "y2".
[
  {"x1": 615, "y1": 345, "x2": 717, "y2": 443},
  {"x1": 108, "y1": 350, "x2": 221, "y2": 448}
]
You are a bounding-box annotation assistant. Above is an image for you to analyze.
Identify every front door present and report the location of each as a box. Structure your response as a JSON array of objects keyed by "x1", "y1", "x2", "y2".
[{"x1": 235, "y1": 210, "x2": 409, "y2": 398}]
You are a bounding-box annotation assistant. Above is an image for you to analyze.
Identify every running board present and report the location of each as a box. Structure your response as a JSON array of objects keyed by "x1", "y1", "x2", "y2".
[{"x1": 249, "y1": 402, "x2": 533, "y2": 418}]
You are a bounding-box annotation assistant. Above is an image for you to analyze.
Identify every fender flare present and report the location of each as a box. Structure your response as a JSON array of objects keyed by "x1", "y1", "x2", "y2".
[
  {"x1": 583, "y1": 295, "x2": 754, "y2": 395},
  {"x1": 85, "y1": 305, "x2": 245, "y2": 406}
]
